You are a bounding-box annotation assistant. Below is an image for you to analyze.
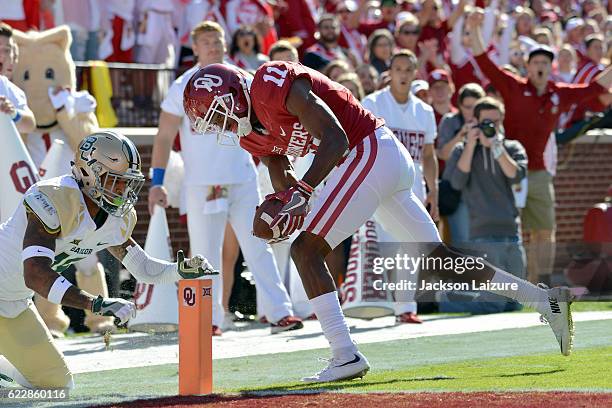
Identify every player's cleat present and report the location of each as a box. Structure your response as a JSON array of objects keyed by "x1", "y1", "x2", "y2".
[
  {"x1": 270, "y1": 316, "x2": 304, "y2": 334},
  {"x1": 0, "y1": 372, "x2": 14, "y2": 388},
  {"x1": 395, "y1": 312, "x2": 423, "y2": 324},
  {"x1": 212, "y1": 325, "x2": 223, "y2": 336},
  {"x1": 302, "y1": 351, "x2": 370, "y2": 383},
  {"x1": 539, "y1": 285, "x2": 574, "y2": 356}
]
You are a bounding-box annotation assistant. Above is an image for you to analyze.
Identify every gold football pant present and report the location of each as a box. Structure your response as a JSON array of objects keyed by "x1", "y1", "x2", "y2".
[{"x1": 0, "y1": 303, "x2": 73, "y2": 388}]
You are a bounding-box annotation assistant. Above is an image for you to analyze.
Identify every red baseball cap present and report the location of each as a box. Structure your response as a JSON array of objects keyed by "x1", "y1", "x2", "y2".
[{"x1": 428, "y1": 69, "x2": 452, "y2": 86}]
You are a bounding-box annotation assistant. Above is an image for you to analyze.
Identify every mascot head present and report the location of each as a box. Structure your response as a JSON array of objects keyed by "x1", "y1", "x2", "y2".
[{"x1": 12, "y1": 26, "x2": 76, "y2": 131}]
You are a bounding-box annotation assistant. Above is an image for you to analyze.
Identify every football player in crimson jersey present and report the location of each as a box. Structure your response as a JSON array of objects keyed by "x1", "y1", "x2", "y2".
[{"x1": 184, "y1": 61, "x2": 575, "y2": 382}]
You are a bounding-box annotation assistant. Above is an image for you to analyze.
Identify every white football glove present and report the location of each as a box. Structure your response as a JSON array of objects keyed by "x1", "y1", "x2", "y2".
[
  {"x1": 91, "y1": 296, "x2": 136, "y2": 325},
  {"x1": 177, "y1": 250, "x2": 218, "y2": 279}
]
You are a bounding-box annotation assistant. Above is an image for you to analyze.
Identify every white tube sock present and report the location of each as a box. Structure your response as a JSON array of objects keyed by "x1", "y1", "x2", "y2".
[
  {"x1": 309, "y1": 291, "x2": 357, "y2": 360},
  {"x1": 489, "y1": 268, "x2": 548, "y2": 314}
]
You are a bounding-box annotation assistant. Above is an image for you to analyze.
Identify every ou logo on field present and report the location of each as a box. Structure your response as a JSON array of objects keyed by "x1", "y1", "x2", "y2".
[{"x1": 194, "y1": 74, "x2": 223, "y2": 92}]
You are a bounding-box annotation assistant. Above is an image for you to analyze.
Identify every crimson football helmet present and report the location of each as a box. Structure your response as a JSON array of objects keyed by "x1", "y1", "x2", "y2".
[{"x1": 183, "y1": 63, "x2": 252, "y2": 144}]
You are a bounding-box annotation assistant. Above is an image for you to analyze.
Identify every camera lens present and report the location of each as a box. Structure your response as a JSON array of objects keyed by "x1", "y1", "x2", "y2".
[{"x1": 479, "y1": 119, "x2": 497, "y2": 138}]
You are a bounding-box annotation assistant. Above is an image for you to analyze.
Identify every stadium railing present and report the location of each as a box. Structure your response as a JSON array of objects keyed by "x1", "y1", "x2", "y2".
[{"x1": 75, "y1": 61, "x2": 176, "y2": 127}]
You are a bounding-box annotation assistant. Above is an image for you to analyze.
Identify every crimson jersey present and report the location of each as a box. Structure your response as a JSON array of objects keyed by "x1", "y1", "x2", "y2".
[{"x1": 240, "y1": 61, "x2": 384, "y2": 158}]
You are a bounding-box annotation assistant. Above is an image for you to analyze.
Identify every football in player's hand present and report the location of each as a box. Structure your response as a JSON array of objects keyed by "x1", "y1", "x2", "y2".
[{"x1": 253, "y1": 198, "x2": 285, "y2": 240}]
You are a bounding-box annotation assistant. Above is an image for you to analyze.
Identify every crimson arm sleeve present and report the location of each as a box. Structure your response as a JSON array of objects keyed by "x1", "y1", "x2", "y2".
[
  {"x1": 556, "y1": 81, "x2": 608, "y2": 111},
  {"x1": 474, "y1": 53, "x2": 521, "y2": 98}
]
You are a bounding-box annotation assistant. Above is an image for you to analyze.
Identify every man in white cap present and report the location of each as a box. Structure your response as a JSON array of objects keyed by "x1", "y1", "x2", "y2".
[{"x1": 410, "y1": 79, "x2": 429, "y2": 102}]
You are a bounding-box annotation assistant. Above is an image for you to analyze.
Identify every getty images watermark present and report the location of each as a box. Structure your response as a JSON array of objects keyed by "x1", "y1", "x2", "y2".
[
  {"x1": 340, "y1": 222, "x2": 612, "y2": 306},
  {"x1": 339, "y1": 222, "x2": 526, "y2": 306},
  {"x1": 370, "y1": 253, "x2": 518, "y2": 292}
]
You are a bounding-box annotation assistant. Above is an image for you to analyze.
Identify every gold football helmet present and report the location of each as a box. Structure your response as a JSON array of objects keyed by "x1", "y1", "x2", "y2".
[{"x1": 72, "y1": 131, "x2": 145, "y2": 217}]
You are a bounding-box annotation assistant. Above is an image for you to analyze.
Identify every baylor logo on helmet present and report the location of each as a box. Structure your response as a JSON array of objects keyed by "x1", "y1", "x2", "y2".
[{"x1": 79, "y1": 136, "x2": 97, "y2": 160}]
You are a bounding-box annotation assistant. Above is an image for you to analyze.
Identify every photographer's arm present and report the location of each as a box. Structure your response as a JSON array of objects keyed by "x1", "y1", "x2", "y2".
[
  {"x1": 496, "y1": 147, "x2": 518, "y2": 179},
  {"x1": 457, "y1": 129, "x2": 478, "y2": 173},
  {"x1": 496, "y1": 141, "x2": 527, "y2": 183}
]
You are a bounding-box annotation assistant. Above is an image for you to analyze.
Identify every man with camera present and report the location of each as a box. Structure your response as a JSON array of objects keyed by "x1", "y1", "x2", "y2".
[{"x1": 443, "y1": 97, "x2": 528, "y2": 313}]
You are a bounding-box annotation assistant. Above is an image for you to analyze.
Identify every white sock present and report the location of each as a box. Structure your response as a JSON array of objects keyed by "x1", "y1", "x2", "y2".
[
  {"x1": 309, "y1": 292, "x2": 357, "y2": 361},
  {"x1": 489, "y1": 268, "x2": 547, "y2": 314}
]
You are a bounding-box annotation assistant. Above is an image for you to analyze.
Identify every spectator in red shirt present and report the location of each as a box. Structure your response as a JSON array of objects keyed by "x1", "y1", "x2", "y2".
[
  {"x1": 395, "y1": 12, "x2": 444, "y2": 75},
  {"x1": 469, "y1": 11, "x2": 612, "y2": 285},
  {"x1": 0, "y1": 0, "x2": 40, "y2": 31},
  {"x1": 428, "y1": 68, "x2": 457, "y2": 126},
  {"x1": 336, "y1": 0, "x2": 367, "y2": 64},
  {"x1": 224, "y1": 0, "x2": 278, "y2": 55},
  {"x1": 417, "y1": 0, "x2": 466, "y2": 67},
  {"x1": 395, "y1": 13, "x2": 420, "y2": 53},
  {"x1": 448, "y1": 3, "x2": 498, "y2": 102},
  {"x1": 303, "y1": 14, "x2": 356, "y2": 71},
  {"x1": 347, "y1": 0, "x2": 400, "y2": 39},
  {"x1": 557, "y1": 34, "x2": 612, "y2": 143},
  {"x1": 274, "y1": 0, "x2": 317, "y2": 55}
]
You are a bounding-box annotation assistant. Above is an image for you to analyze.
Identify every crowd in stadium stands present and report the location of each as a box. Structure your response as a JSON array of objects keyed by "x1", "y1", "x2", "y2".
[{"x1": 1, "y1": 0, "x2": 611, "y2": 329}]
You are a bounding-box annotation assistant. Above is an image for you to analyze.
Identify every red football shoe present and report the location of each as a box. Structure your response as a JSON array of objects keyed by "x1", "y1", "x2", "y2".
[
  {"x1": 271, "y1": 316, "x2": 304, "y2": 334},
  {"x1": 395, "y1": 312, "x2": 423, "y2": 324},
  {"x1": 212, "y1": 325, "x2": 223, "y2": 336}
]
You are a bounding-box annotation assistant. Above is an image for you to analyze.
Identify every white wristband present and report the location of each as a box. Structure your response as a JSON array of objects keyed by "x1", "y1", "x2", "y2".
[
  {"x1": 48, "y1": 276, "x2": 72, "y2": 304},
  {"x1": 22, "y1": 245, "x2": 55, "y2": 262}
]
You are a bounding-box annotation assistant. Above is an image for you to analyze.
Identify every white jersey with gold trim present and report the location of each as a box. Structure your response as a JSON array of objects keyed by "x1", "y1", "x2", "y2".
[{"x1": 0, "y1": 175, "x2": 136, "y2": 318}]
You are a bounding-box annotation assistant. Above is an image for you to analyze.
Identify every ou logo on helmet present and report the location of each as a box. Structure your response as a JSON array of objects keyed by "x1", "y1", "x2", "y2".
[{"x1": 194, "y1": 74, "x2": 223, "y2": 92}]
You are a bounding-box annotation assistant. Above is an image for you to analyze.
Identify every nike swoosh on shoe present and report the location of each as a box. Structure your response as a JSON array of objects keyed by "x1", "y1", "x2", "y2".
[{"x1": 337, "y1": 354, "x2": 361, "y2": 367}]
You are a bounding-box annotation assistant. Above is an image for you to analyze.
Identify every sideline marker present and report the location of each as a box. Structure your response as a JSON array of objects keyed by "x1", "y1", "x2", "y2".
[{"x1": 178, "y1": 279, "x2": 213, "y2": 395}]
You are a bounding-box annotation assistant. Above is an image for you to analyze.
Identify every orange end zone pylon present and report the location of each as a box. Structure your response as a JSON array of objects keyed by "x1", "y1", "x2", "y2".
[{"x1": 178, "y1": 279, "x2": 213, "y2": 395}]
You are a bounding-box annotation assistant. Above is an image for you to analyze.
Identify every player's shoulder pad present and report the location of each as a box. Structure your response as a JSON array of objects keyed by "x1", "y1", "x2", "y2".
[
  {"x1": 120, "y1": 208, "x2": 138, "y2": 243},
  {"x1": 23, "y1": 189, "x2": 61, "y2": 234},
  {"x1": 35, "y1": 176, "x2": 87, "y2": 237}
]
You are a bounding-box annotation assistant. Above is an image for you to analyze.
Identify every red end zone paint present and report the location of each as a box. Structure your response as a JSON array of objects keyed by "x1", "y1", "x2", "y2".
[{"x1": 99, "y1": 392, "x2": 612, "y2": 408}]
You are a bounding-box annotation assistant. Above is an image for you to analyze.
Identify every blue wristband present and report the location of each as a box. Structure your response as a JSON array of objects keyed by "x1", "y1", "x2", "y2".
[
  {"x1": 151, "y1": 168, "x2": 165, "y2": 186},
  {"x1": 11, "y1": 111, "x2": 21, "y2": 123}
]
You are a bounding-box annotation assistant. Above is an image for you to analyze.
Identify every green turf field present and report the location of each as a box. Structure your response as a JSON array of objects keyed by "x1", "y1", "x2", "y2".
[{"x1": 9, "y1": 318, "x2": 610, "y2": 408}]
